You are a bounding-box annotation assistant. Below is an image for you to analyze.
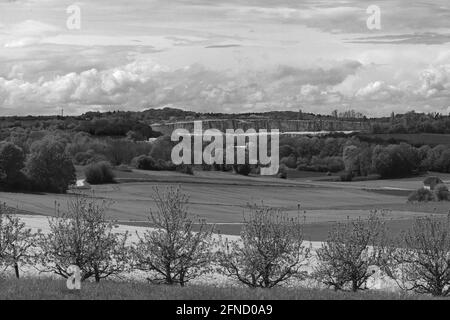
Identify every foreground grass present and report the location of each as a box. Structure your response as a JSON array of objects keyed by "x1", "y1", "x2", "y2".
[{"x1": 0, "y1": 278, "x2": 442, "y2": 300}]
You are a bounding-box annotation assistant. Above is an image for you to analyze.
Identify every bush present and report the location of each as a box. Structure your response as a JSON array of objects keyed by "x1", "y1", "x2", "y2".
[
  {"x1": 280, "y1": 154, "x2": 297, "y2": 169},
  {"x1": 340, "y1": 171, "x2": 353, "y2": 182},
  {"x1": 131, "y1": 155, "x2": 157, "y2": 170},
  {"x1": 84, "y1": 161, "x2": 115, "y2": 184},
  {"x1": 277, "y1": 164, "x2": 287, "y2": 179},
  {"x1": 217, "y1": 204, "x2": 310, "y2": 288},
  {"x1": 38, "y1": 195, "x2": 129, "y2": 282},
  {"x1": 435, "y1": 184, "x2": 450, "y2": 201},
  {"x1": 176, "y1": 164, "x2": 194, "y2": 175},
  {"x1": 408, "y1": 187, "x2": 435, "y2": 202},
  {"x1": 132, "y1": 187, "x2": 213, "y2": 286},
  {"x1": 149, "y1": 135, "x2": 173, "y2": 161},
  {"x1": 233, "y1": 164, "x2": 251, "y2": 176},
  {"x1": 314, "y1": 212, "x2": 386, "y2": 291}
]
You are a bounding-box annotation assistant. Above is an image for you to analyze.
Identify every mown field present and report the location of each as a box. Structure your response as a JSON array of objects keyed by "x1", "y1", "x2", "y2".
[
  {"x1": 1, "y1": 168, "x2": 449, "y2": 241},
  {"x1": 0, "y1": 278, "x2": 438, "y2": 300}
]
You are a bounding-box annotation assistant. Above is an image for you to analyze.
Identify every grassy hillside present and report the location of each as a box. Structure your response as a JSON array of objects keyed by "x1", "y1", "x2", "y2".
[{"x1": 0, "y1": 278, "x2": 439, "y2": 300}]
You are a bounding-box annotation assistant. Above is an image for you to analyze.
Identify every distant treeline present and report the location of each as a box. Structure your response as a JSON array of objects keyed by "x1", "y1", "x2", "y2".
[
  {"x1": 2, "y1": 108, "x2": 450, "y2": 136},
  {"x1": 372, "y1": 111, "x2": 450, "y2": 134}
]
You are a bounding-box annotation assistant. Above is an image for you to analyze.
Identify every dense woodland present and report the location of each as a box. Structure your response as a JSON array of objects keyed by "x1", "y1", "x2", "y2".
[{"x1": 0, "y1": 108, "x2": 450, "y2": 194}]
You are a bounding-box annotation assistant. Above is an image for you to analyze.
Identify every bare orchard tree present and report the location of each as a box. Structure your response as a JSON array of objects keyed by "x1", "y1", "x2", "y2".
[
  {"x1": 133, "y1": 187, "x2": 214, "y2": 286},
  {"x1": 383, "y1": 215, "x2": 450, "y2": 296},
  {"x1": 38, "y1": 194, "x2": 129, "y2": 282},
  {"x1": 216, "y1": 204, "x2": 310, "y2": 288},
  {"x1": 0, "y1": 204, "x2": 36, "y2": 278},
  {"x1": 314, "y1": 211, "x2": 387, "y2": 292}
]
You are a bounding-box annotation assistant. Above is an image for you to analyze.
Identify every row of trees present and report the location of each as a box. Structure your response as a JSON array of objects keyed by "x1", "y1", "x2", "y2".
[
  {"x1": 2, "y1": 189, "x2": 450, "y2": 296},
  {"x1": 0, "y1": 137, "x2": 76, "y2": 193},
  {"x1": 279, "y1": 134, "x2": 450, "y2": 179},
  {"x1": 372, "y1": 111, "x2": 450, "y2": 134}
]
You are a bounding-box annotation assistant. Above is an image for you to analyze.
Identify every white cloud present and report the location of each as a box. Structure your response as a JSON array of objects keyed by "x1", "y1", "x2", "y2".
[
  {"x1": 416, "y1": 65, "x2": 450, "y2": 98},
  {"x1": 0, "y1": 58, "x2": 361, "y2": 115},
  {"x1": 1, "y1": 20, "x2": 60, "y2": 48},
  {"x1": 355, "y1": 81, "x2": 404, "y2": 101}
]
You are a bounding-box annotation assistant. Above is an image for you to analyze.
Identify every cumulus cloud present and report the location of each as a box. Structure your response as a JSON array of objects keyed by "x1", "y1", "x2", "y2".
[
  {"x1": 355, "y1": 81, "x2": 404, "y2": 101},
  {"x1": 1, "y1": 20, "x2": 61, "y2": 48},
  {"x1": 1, "y1": 57, "x2": 450, "y2": 116},
  {"x1": 416, "y1": 65, "x2": 450, "y2": 98},
  {"x1": 0, "y1": 58, "x2": 364, "y2": 115}
]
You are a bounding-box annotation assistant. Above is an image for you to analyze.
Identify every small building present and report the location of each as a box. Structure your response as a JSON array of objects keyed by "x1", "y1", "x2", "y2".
[{"x1": 423, "y1": 176, "x2": 444, "y2": 190}]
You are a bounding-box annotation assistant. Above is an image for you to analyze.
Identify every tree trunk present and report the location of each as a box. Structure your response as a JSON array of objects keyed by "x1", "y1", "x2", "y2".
[
  {"x1": 14, "y1": 263, "x2": 20, "y2": 279},
  {"x1": 94, "y1": 266, "x2": 100, "y2": 283},
  {"x1": 352, "y1": 279, "x2": 358, "y2": 292}
]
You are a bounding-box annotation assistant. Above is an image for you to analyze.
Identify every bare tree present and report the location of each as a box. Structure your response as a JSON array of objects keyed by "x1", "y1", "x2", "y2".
[
  {"x1": 38, "y1": 194, "x2": 129, "y2": 282},
  {"x1": 314, "y1": 212, "x2": 387, "y2": 291},
  {"x1": 383, "y1": 215, "x2": 450, "y2": 296},
  {"x1": 133, "y1": 186, "x2": 214, "y2": 286},
  {"x1": 216, "y1": 204, "x2": 310, "y2": 288},
  {"x1": 0, "y1": 204, "x2": 36, "y2": 278}
]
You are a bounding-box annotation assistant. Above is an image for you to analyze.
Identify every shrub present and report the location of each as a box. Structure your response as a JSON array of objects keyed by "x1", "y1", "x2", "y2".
[
  {"x1": 160, "y1": 159, "x2": 176, "y2": 171},
  {"x1": 84, "y1": 161, "x2": 115, "y2": 184},
  {"x1": 434, "y1": 184, "x2": 450, "y2": 201},
  {"x1": 280, "y1": 154, "x2": 297, "y2": 169},
  {"x1": 149, "y1": 135, "x2": 173, "y2": 161},
  {"x1": 408, "y1": 187, "x2": 435, "y2": 202},
  {"x1": 340, "y1": 171, "x2": 353, "y2": 182},
  {"x1": 383, "y1": 215, "x2": 450, "y2": 296},
  {"x1": 132, "y1": 155, "x2": 157, "y2": 170},
  {"x1": 132, "y1": 187, "x2": 213, "y2": 286},
  {"x1": 38, "y1": 195, "x2": 129, "y2": 282},
  {"x1": 277, "y1": 164, "x2": 287, "y2": 179},
  {"x1": 314, "y1": 212, "x2": 387, "y2": 292},
  {"x1": 26, "y1": 137, "x2": 76, "y2": 193},
  {"x1": 176, "y1": 164, "x2": 194, "y2": 175},
  {"x1": 217, "y1": 204, "x2": 310, "y2": 288},
  {"x1": 233, "y1": 164, "x2": 251, "y2": 176}
]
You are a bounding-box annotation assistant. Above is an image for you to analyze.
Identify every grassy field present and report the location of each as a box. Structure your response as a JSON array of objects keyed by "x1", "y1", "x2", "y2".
[
  {"x1": 0, "y1": 278, "x2": 438, "y2": 300},
  {"x1": 1, "y1": 169, "x2": 449, "y2": 240}
]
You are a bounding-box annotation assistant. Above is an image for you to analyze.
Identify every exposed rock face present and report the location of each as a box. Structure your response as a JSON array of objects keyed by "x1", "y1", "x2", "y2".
[{"x1": 151, "y1": 119, "x2": 371, "y2": 135}]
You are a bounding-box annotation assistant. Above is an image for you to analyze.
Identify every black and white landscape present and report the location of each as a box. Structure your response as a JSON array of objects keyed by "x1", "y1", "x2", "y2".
[{"x1": 0, "y1": 0, "x2": 450, "y2": 302}]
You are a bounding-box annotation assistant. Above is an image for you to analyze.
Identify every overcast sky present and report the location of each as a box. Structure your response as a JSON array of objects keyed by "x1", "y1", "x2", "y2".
[{"x1": 0, "y1": 0, "x2": 449, "y2": 116}]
